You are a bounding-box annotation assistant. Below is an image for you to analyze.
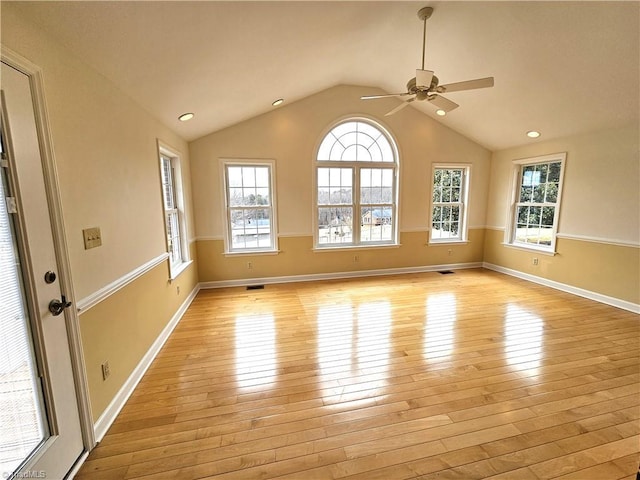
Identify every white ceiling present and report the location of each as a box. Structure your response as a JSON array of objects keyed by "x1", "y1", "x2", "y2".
[{"x1": 7, "y1": 1, "x2": 639, "y2": 151}]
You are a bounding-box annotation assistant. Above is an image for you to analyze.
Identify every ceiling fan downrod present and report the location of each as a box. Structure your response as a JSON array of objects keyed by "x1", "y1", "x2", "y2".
[{"x1": 418, "y1": 7, "x2": 433, "y2": 71}]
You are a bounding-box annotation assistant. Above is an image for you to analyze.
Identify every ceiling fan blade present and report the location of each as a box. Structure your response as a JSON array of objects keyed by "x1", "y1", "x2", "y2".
[
  {"x1": 361, "y1": 92, "x2": 412, "y2": 100},
  {"x1": 416, "y1": 69, "x2": 434, "y2": 89},
  {"x1": 428, "y1": 94, "x2": 459, "y2": 112},
  {"x1": 384, "y1": 97, "x2": 416, "y2": 116},
  {"x1": 437, "y1": 77, "x2": 494, "y2": 93}
]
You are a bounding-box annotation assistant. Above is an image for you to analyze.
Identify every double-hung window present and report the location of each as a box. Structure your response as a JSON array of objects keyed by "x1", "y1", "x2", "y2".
[
  {"x1": 315, "y1": 119, "x2": 399, "y2": 248},
  {"x1": 509, "y1": 153, "x2": 566, "y2": 252},
  {"x1": 430, "y1": 165, "x2": 470, "y2": 242},
  {"x1": 222, "y1": 160, "x2": 277, "y2": 253},
  {"x1": 159, "y1": 146, "x2": 189, "y2": 277}
]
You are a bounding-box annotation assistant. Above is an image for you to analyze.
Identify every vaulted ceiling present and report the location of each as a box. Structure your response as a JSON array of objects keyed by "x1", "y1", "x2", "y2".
[{"x1": 7, "y1": 1, "x2": 639, "y2": 151}]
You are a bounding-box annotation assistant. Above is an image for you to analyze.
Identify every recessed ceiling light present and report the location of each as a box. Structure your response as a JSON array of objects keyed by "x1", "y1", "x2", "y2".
[
  {"x1": 272, "y1": 98, "x2": 284, "y2": 107},
  {"x1": 178, "y1": 112, "x2": 194, "y2": 122},
  {"x1": 435, "y1": 109, "x2": 446, "y2": 116},
  {"x1": 527, "y1": 130, "x2": 541, "y2": 138}
]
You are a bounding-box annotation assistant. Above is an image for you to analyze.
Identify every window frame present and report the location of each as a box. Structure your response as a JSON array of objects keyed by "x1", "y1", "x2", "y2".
[
  {"x1": 220, "y1": 159, "x2": 279, "y2": 255},
  {"x1": 506, "y1": 152, "x2": 566, "y2": 254},
  {"x1": 158, "y1": 143, "x2": 191, "y2": 279},
  {"x1": 314, "y1": 118, "x2": 400, "y2": 250},
  {"x1": 429, "y1": 164, "x2": 471, "y2": 244}
]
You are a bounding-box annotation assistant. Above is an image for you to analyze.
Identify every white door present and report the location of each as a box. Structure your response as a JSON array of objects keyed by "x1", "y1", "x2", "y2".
[{"x1": 1, "y1": 61, "x2": 84, "y2": 478}]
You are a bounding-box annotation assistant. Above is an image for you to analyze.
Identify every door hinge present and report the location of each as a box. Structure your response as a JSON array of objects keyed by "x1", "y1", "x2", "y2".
[{"x1": 5, "y1": 196, "x2": 17, "y2": 214}]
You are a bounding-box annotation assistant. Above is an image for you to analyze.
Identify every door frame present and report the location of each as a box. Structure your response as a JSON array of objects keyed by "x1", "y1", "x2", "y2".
[{"x1": 1, "y1": 46, "x2": 95, "y2": 467}]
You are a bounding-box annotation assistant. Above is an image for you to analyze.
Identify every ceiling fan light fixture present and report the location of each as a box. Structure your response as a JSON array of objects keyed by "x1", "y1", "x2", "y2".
[
  {"x1": 527, "y1": 130, "x2": 541, "y2": 138},
  {"x1": 272, "y1": 98, "x2": 284, "y2": 107},
  {"x1": 178, "y1": 112, "x2": 194, "y2": 122},
  {"x1": 435, "y1": 109, "x2": 446, "y2": 116}
]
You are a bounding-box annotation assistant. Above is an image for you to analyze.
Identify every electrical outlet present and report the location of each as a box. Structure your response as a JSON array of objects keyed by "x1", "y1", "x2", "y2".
[
  {"x1": 353, "y1": 255, "x2": 359, "y2": 263},
  {"x1": 448, "y1": 249, "x2": 453, "y2": 256},
  {"x1": 83, "y1": 227, "x2": 102, "y2": 249},
  {"x1": 101, "y1": 361, "x2": 111, "y2": 381},
  {"x1": 533, "y1": 257, "x2": 539, "y2": 266},
  {"x1": 176, "y1": 285, "x2": 180, "y2": 295},
  {"x1": 247, "y1": 262, "x2": 253, "y2": 270}
]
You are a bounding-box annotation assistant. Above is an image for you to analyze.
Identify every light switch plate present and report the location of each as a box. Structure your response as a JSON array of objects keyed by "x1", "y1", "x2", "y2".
[{"x1": 83, "y1": 227, "x2": 102, "y2": 249}]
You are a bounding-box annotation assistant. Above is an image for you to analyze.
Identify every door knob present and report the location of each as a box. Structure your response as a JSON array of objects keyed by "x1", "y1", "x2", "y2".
[{"x1": 49, "y1": 295, "x2": 72, "y2": 316}]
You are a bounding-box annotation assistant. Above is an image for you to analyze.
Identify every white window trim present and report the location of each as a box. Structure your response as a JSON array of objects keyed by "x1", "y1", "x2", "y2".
[
  {"x1": 313, "y1": 117, "x2": 400, "y2": 249},
  {"x1": 220, "y1": 158, "x2": 279, "y2": 255},
  {"x1": 505, "y1": 152, "x2": 567, "y2": 254},
  {"x1": 158, "y1": 142, "x2": 191, "y2": 280},
  {"x1": 428, "y1": 163, "x2": 471, "y2": 245}
]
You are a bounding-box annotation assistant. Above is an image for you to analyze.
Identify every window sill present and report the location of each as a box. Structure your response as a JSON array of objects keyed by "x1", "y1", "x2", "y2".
[
  {"x1": 502, "y1": 242, "x2": 558, "y2": 256},
  {"x1": 313, "y1": 243, "x2": 401, "y2": 252},
  {"x1": 223, "y1": 250, "x2": 281, "y2": 257},
  {"x1": 169, "y1": 259, "x2": 193, "y2": 281},
  {"x1": 428, "y1": 239, "x2": 469, "y2": 246}
]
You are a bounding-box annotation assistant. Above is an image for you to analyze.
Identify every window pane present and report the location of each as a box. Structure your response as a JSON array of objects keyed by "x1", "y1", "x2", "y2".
[
  {"x1": 533, "y1": 184, "x2": 546, "y2": 203},
  {"x1": 548, "y1": 162, "x2": 561, "y2": 182},
  {"x1": 431, "y1": 205, "x2": 460, "y2": 240},
  {"x1": 517, "y1": 206, "x2": 529, "y2": 224},
  {"x1": 442, "y1": 171, "x2": 452, "y2": 187},
  {"x1": 360, "y1": 207, "x2": 392, "y2": 242},
  {"x1": 361, "y1": 169, "x2": 393, "y2": 204},
  {"x1": 433, "y1": 187, "x2": 441, "y2": 203},
  {"x1": 546, "y1": 183, "x2": 558, "y2": 203},
  {"x1": 317, "y1": 167, "x2": 329, "y2": 186},
  {"x1": 520, "y1": 185, "x2": 532, "y2": 202},
  {"x1": 541, "y1": 206, "x2": 555, "y2": 226},
  {"x1": 451, "y1": 187, "x2": 460, "y2": 202},
  {"x1": 529, "y1": 206, "x2": 542, "y2": 225},
  {"x1": 451, "y1": 170, "x2": 462, "y2": 187},
  {"x1": 227, "y1": 167, "x2": 242, "y2": 187},
  {"x1": 161, "y1": 157, "x2": 175, "y2": 209},
  {"x1": 230, "y1": 208, "x2": 271, "y2": 250},
  {"x1": 432, "y1": 206, "x2": 442, "y2": 222},
  {"x1": 256, "y1": 188, "x2": 270, "y2": 205},
  {"x1": 522, "y1": 165, "x2": 539, "y2": 186},
  {"x1": 318, "y1": 207, "x2": 353, "y2": 244},
  {"x1": 242, "y1": 167, "x2": 256, "y2": 187},
  {"x1": 255, "y1": 167, "x2": 269, "y2": 187},
  {"x1": 539, "y1": 226, "x2": 553, "y2": 245},
  {"x1": 537, "y1": 163, "x2": 549, "y2": 183},
  {"x1": 166, "y1": 211, "x2": 181, "y2": 265}
]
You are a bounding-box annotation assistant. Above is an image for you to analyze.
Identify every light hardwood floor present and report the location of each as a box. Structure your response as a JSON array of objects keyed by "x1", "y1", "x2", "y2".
[{"x1": 76, "y1": 269, "x2": 640, "y2": 479}]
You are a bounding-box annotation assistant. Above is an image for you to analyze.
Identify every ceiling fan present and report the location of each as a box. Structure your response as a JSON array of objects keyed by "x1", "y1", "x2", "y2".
[{"x1": 361, "y1": 6, "x2": 494, "y2": 117}]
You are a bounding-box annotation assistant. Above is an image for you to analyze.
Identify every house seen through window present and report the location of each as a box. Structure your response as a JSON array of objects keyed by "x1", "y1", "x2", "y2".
[{"x1": 315, "y1": 119, "x2": 398, "y2": 248}]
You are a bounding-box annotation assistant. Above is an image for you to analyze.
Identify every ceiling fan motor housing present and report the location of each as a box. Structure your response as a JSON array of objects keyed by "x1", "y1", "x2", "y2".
[{"x1": 407, "y1": 75, "x2": 439, "y2": 96}]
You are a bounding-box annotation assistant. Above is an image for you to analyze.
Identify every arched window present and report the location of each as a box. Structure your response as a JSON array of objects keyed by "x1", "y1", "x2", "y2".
[{"x1": 315, "y1": 119, "x2": 398, "y2": 247}]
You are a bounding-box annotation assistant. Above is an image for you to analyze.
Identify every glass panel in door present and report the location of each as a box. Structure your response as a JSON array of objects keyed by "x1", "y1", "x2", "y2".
[{"x1": 0, "y1": 120, "x2": 48, "y2": 475}]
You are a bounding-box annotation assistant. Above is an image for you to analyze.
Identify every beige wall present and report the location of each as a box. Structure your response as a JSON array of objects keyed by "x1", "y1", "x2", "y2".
[
  {"x1": 80, "y1": 244, "x2": 198, "y2": 421},
  {"x1": 198, "y1": 230, "x2": 486, "y2": 283},
  {"x1": 2, "y1": 6, "x2": 199, "y2": 420},
  {"x1": 190, "y1": 84, "x2": 492, "y2": 280},
  {"x1": 484, "y1": 123, "x2": 640, "y2": 304}
]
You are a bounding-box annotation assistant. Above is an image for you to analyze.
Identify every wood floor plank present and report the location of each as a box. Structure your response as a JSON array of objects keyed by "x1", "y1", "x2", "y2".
[{"x1": 76, "y1": 269, "x2": 640, "y2": 480}]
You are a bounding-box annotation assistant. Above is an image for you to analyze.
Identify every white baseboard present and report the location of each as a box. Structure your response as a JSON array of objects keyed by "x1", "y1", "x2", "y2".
[
  {"x1": 93, "y1": 284, "x2": 200, "y2": 442},
  {"x1": 199, "y1": 262, "x2": 483, "y2": 289},
  {"x1": 483, "y1": 262, "x2": 640, "y2": 314}
]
